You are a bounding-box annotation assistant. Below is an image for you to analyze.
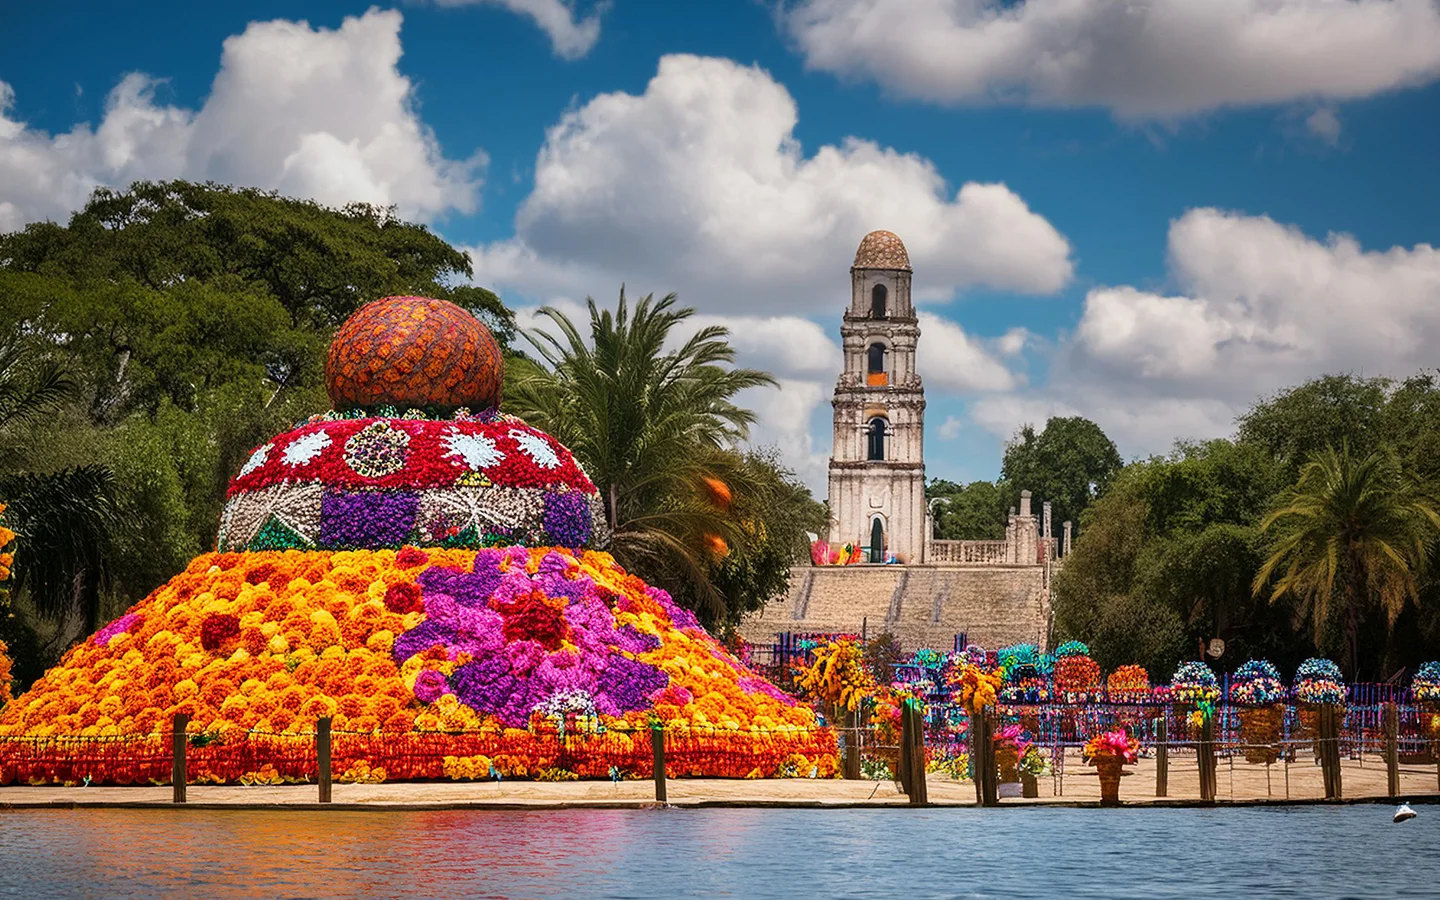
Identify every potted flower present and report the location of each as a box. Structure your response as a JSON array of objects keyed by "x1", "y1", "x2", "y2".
[
  {"x1": 1413, "y1": 662, "x2": 1440, "y2": 762},
  {"x1": 1170, "y1": 661, "x2": 1220, "y2": 731},
  {"x1": 1230, "y1": 659, "x2": 1285, "y2": 765},
  {"x1": 1083, "y1": 729, "x2": 1139, "y2": 806},
  {"x1": 1018, "y1": 744, "x2": 1048, "y2": 798},
  {"x1": 994, "y1": 724, "x2": 1028, "y2": 797},
  {"x1": 1293, "y1": 657, "x2": 1345, "y2": 749}
]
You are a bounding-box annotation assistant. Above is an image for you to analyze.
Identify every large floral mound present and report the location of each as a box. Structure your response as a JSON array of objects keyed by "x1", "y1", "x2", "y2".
[
  {"x1": 0, "y1": 294, "x2": 836, "y2": 785},
  {"x1": 0, "y1": 546, "x2": 834, "y2": 784}
]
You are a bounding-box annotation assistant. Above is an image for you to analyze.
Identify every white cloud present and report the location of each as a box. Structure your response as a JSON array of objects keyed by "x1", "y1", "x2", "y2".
[
  {"x1": 938, "y1": 415, "x2": 963, "y2": 440},
  {"x1": 739, "y1": 379, "x2": 831, "y2": 493},
  {"x1": 1305, "y1": 107, "x2": 1342, "y2": 145},
  {"x1": 783, "y1": 0, "x2": 1440, "y2": 118},
  {"x1": 0, "y1": 9, "x2": 481, "y2": 231},
  {"x1": 469, "y1": 53, "x2": 1073, "y2": 313},
  {"x1": 917, "y1": 312, "x2": 1020, "y2": 392},
  {"x1": 974, "y1": 208, "x2": 1440, "y2": 455},
  {"x1": 432, "y1": 0, "x2": 605, "y2": 59}
]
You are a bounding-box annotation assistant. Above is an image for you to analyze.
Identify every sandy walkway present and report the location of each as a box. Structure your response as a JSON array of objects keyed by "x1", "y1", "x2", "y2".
[{"x1": 2, "y1": 751, "x2": 1437, "y2": 809}]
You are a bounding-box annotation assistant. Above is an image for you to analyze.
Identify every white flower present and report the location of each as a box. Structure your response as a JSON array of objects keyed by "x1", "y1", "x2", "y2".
[
  {"x1": 282, "y1": 430, "x2": 332, "y2": 467},
  {"x1": 443, "y1": 429, "x2": 504, "y2": 470},
  {"x1": 239, "y1": 443, "x2": 273, "y2": 477},
  {"x1": 510, "y1": 429, "x2": 560, "y2": 468}
]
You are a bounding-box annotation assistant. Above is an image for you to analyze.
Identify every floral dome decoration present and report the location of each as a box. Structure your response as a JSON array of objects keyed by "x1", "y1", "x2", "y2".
[
  {"x1": 1170, "y1": 661, "x2": 1220, "y2": 704},
  {"x1": 1413, "y1": 661, "x2": 1440, "y2": 703},
  {"x1": 1294, "y1": 658, "x2": 1346, "y2": 705},
  {"x1": 325, "y1": 295, "x2": 503, "y2": 413},
  {"x1": 0, "y1": 294, "x2": 837, "y2": 785},
  {"x1": 1230, "y1": 659, "x2": 1285, "y2": 707},
  {"x1": 219, "y1": 296, "x2": 608, "y2": 553},
  {"x1": 1105, "y1": 665, "x2": 1150, "y2": 704}
]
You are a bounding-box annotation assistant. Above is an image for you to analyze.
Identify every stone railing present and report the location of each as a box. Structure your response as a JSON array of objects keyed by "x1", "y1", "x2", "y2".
[{"x1": 926, "y1": 540, "x2": 1010, "y2": 566}]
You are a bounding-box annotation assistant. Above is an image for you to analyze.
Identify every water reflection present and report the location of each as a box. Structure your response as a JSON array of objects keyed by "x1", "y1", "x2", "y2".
[{"x1": 0, "y1": 805, "x2": 1434, "y2": 899}]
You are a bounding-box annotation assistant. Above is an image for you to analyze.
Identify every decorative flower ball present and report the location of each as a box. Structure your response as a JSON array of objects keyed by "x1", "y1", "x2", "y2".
[
  {"x1": 1413, "y1": 661, "x2": 1440, "y2": 703},
  {"x1": 325, "y1": 296, "x2": 504, "y2": 413},
  {"x1": 1106, "y1": 665, "x2": 1150, "y2": 703},
  {"x1": 1294, "y1": 657, "x2": 1346, "y2": 705},
  {"x1": 1230, "y1": 659, "x2": 1285, "y2": 706},
  {"x1": 1054, "y1": 640, "x2": 1090, "y2": 659},
  {"x1": 1171, "y1": 661, "x2": 1220, "y2": 704}
]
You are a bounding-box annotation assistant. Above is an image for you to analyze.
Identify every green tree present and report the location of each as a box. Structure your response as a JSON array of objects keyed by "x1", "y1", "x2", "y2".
[
  {"x1": 1253, "y1": 444, "x2": 1440, "y2": 679},
  {"x1": 925, "y1": 478, "x2": 1008, "y2": 540},
  {"x1": 1001, "y1": 416, "x2": 1122, "y2": 530},
  {"x1": 505, "y1": 289, "x2": 790, "y2": 624}
]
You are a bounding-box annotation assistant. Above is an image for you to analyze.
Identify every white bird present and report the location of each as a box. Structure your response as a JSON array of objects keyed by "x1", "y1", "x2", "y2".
[{"x1": 1394, "y1": 803, "x2": 1416, "y2": 823}]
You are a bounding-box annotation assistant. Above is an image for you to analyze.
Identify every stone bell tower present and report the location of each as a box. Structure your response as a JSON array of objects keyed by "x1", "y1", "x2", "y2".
[{"x1": 826, "y1": 231, "x2": 927, "y2": 563}]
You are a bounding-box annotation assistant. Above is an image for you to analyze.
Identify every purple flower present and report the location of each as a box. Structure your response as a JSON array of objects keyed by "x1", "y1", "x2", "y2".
[
  {"x1": 597, "y1": 655, "x2": 669, "y2": 712},
  {"x1": 392, "y1": 619, "x2": 454, "y2": 664},
  {"x1": 542, "y1": 492, "x2": 590, "y2": 547},
  {"x1": 94, "y1": 613, "x2": 141, "y2": 648},
  {"x1": 319, "y1": 490, "x2": 417, "y2": 548},
  {"x1": 413, "y1": 668, "x2": 451, "y2": 704}
]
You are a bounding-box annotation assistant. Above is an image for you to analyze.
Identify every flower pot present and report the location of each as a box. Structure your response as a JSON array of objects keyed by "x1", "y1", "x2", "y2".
[
  {"x1": 1238, "y1": 705, "x2": 1283, "y2": 765},
  {"x1": 1021, "y1": 772, "x2": 1038, "y2": 798},
  {"x1": 1094, "y1": 755, "x2": 1126, "y2": 806}
]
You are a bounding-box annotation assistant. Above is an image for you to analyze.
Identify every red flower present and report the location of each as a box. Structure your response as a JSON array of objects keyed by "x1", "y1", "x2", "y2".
[
  {"x1": 395, "y1": 546, "x2": 430, "y2": 569},
  {"x1": 200, "y1": 613, "x2": 241, "y2": 651},
  {"x1": 384, "y1": 582, "x2": 424, "y2": 614}
]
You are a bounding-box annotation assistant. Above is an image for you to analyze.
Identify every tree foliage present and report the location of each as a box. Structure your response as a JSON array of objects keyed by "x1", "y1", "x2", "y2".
[
  {"x1": 1254, "y1": 444, "x2": 1440, "y2": 678},
  {"x1": 925, "y1": 478, "x2": 1009, "y2": 540},
  {"x1": 506, "y1": 290, "x2": 816, "y2": 628},
  {"x1": 1001, "y1": 416, "x2": 1122, "y2": 530}
]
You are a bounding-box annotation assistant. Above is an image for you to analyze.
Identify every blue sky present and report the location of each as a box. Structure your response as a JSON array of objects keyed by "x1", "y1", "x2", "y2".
[{"x1": 3, "y1": 0, "x2": 1439, "y2": 493}]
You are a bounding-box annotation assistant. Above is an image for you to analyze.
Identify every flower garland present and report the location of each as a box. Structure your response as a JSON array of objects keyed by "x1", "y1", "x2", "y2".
[
  {"x1": 1413, "y1": 661, "x2": 1440, "y2": 703},
  {"x1": 1230, "y1": 659, "x2": 1285, "y2": 707},
  {"x1": 1294, "y1": 657, "x2": 1346, "y2": 705},
  {"x1": 1170, "y1": 661, "x2": 1220, "y2": 704}
]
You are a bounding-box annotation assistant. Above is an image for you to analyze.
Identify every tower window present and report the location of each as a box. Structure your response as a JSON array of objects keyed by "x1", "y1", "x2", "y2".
[
  {"x1": 869, "y1": 518, "x2": 885, "y2": 563},
  {"x1": 871, "y1": 283, "x2": 887, "y2": 318},
  {"x1": 866, "y1": 343, "x2": 887, "y2": 385},
  {"x1": 867, "y1": 417, "x2": 886, "y2": 461}
]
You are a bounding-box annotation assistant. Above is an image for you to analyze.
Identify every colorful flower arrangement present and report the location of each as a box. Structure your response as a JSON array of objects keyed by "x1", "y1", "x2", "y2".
[
  {"x1": 0, "y1": 547, "x2": 837, "y2": 784},
  {"x1": 1294, "y1": 658, "x2": 1346, "y2": 705},
  {"x1": 1054, "y1": 640, "x2": 1090, "y2": 659},
  {"x1": 794, "y1": 638, "x2": 876, "y2": 714},
  {"x1": 1413, "y1": 662, "x2": 1440, "y2": 704},
  {"x1": 1170, "y1": 661, "x2": 1220, "y2": 704},
  {"x1": 1083, "y1": 729, "x2": 1139, "y2": 765},
  {"x1": 1055, "y1": 654, "x2": 1102, "y2": 701},
  {"x1": 1230, "y1": 659, "x2": 1285, "y2": 707},
  {"x1": 951, "y1": 664, "x2": 1001, "y2": 714},
  {"x1": 218, "y1": 416, "x2": 608, "y2": 553},
  {"x1": 1105, "y1": 665, "x2": 1150, "y2": 703}
]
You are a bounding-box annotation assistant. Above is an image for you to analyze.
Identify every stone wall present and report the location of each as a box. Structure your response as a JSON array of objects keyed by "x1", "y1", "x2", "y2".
[{"x1": 738, "y1": 564, "x2": 1051, "y2": 651}]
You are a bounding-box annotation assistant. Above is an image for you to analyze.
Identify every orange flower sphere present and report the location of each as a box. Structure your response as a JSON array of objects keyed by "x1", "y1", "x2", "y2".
[{"x1": 325, "y1": 296, "x2": 504, "y2": 412}]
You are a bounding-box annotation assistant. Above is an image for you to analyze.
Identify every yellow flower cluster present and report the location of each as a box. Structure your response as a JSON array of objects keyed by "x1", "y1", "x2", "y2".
[
  {"x1": 794, "y1": 639, "x2": 876, "y2": 712},
  {"x1": 441, "y1": 754, "x2": 495, "y2": 780}
]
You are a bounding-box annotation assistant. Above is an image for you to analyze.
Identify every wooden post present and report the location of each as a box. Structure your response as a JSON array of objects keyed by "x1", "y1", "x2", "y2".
[
  {"x1": 1154, "y1": 715, "x2": 1169, "y2": 798},
  {"x1": 171, "y1": 713, "x2": 189, "y2": 804},
  {"x1": 651, "y1": 725, "x2": 668, "y2": 803},
  {"x1": 317, "y1": 716, "x2": 333, "y2": 803},
  {"x1": 1318, "y1": 704, "x2": 1343, "y2": 800},
  {"x1": 898, "y1": 704, "x2": 914, "y2": 798},
  {"x1": 968, "y1": 707, "x2": 997, "y2": 807},
  {"x1": 1199, "y1": 711, "x2": 1216, "y2": 802},
  {"x1": 842, "y1": 709, "x2": 862, "y2": 780},
  {"x1": 1384, "y1": 703, "x2": 1399, "y2": 798},
  {"x1": 909, "y1": 702, "x2": 928, "y2": 805}
]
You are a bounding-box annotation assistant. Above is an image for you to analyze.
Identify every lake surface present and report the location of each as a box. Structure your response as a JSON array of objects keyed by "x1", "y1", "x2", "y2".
[{"x1": 1, "y1": 805, "x2": 1436, "y2": 898}]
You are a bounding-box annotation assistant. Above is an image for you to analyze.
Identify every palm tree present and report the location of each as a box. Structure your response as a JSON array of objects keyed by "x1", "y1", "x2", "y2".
[
  {"x1": 506, "y1": 289, "x2": 776, "y2": 620},
  {"x1": 0, "y1": 340, "x2": 117, "y2": 634},
  {"x1": 1253, "y1": 444, "x2": 1440, "y2": 678}
]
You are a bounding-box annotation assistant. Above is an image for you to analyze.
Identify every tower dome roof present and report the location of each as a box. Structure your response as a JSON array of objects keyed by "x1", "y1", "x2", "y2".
[{"x1": 852, "y1": 230, "x2": 910, "y2": 270}]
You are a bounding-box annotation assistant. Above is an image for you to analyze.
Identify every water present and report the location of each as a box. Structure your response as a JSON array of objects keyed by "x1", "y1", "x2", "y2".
[{"x1": 1, "y1": 805, "x2": 1437, "y2": 898}]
